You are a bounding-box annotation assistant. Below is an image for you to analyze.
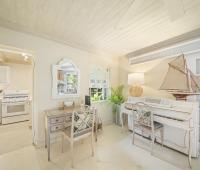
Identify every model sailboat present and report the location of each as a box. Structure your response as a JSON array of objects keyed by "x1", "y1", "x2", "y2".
[{"x1": 160, "y1": 54, "x2": 200, "y2": 100}]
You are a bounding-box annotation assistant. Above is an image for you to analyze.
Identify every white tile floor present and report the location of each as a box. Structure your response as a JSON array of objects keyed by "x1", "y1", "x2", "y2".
[{"x1": 0, "y1": 124, "x2": 199, "y2": 170}]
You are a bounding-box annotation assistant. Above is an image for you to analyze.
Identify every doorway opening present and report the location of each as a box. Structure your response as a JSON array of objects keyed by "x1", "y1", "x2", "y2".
[{"x1": 0, "y1": 45, "x2": 36, "y2": 154}]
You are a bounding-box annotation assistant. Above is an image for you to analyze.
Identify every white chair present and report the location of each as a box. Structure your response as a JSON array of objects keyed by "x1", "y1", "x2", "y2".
[
  {"x1": 132, "y1": 102, "x2": 163, "y2": 154},
  {"x1": 64, "y1": 106, "x2": 96, "y2": 168}
]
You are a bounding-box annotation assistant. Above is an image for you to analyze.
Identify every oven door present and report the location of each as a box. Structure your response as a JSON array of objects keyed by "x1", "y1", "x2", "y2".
[{"x1": 2, "y1": 101, "x2": 29, "y2": 117}]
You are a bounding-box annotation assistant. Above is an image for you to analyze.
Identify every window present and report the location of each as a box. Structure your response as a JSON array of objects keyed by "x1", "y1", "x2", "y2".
[
  {"x1": 89, "y1": 67, "x2": 109, "y2": 102},
  {"x1": 89, "y1": 88, "x2": 108, "y2": 101}
]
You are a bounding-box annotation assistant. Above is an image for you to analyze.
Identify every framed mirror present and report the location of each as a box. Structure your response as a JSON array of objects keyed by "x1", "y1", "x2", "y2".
[{"x1": 52, "y1": 59, "x2": 80, "y2": 98}]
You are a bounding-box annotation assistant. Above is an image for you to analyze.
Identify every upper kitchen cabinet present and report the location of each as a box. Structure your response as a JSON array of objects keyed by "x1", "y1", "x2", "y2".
[
  {"x1": 0, "y1": 66, "x2": 10, "y2": 85},
  {"x1": 52, "y1": 59, "x2": 80, "y2": 99}
]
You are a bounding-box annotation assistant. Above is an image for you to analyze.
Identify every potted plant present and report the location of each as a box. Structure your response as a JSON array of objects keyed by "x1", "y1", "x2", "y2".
[{"x1": 109, "y1": 85, "x2": 125, "y2": 125}]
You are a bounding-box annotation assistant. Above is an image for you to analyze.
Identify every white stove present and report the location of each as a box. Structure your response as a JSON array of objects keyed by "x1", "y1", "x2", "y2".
[
  {"x1": 2, "y1": 90, "x2": 29, "y2": 103},
  {"x1": 1, "y1": 90, "x2": 31, "y2": 125}
]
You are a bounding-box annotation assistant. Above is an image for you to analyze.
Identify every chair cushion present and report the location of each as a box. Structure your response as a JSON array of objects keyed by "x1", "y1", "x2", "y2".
[
  {"x1": 135, "y1": 121, "x2": 163, "y2": 131},
  {"x1": 74, "y1": 127, "x2": 92, "y2": 137}
]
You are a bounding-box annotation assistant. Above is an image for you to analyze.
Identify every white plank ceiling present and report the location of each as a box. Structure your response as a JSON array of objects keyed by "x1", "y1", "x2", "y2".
[{"x1": 0, "y1": 0, "x2": 200, "y2": 56}]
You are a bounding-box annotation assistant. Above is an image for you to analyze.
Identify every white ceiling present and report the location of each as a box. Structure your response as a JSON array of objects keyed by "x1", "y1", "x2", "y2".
[
  {"x1": 0, "y1": 51, "x2": 32, "y2": 65},
  {"x1": 0, "y1": 0, "x2": 200, "y2": 56}
]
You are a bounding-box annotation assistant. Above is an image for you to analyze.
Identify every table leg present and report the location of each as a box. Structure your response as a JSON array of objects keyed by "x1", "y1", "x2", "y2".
[
  {"x1": 95, "y1": 112, "x2": 98, "y2": 142},
  {"x1": 61, "y1": 134, "x2": 64, "y2": 153},
  {"x1": 121, "y1": 112, "x2": 124, "y2": 133},
  {"x1": 45, "y1": 117, "x2": 47, "y2": 148},
  {"x1": 47, "y1": 127, "x2": 50, "y2": 161},
  {"x1": 132, "y1": 118, "x2": 135, "y2": 145},
  {"x1": 45, "y1": 128, "x2": 47, "y2": 148}
]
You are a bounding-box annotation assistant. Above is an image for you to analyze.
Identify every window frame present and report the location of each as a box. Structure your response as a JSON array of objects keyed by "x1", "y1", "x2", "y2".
[
  {"x1": 52, "y1": 58, "x2": 80, "y2": 99},
  {"x1": 89, "y1": 66, "x2": 110, "y2": 103}
]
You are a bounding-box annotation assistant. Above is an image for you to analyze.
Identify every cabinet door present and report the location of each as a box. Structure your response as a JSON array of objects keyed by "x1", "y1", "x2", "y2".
[{"x1": 0, "y1": 66, "x2": 10, "y2": 85}]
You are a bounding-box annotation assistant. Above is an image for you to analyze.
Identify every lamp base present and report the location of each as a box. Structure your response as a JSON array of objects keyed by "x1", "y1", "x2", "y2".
[{"x1": 129, "y1": 85, "x2": 143, "y2": 97}]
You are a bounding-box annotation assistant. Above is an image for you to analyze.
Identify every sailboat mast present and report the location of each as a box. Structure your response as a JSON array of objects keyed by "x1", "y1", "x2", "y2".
[
  {"x1": 185, "y1": 57, "x2": 192, "y2": 92},
  {"x1": 187, "y1": 71, "x2": 192, "y2": 92}
]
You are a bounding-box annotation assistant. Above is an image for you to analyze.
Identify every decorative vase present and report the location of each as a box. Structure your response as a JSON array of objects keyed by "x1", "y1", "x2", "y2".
[{"x1": 113, "y1": 104, "x2": 121, "y2": 125}]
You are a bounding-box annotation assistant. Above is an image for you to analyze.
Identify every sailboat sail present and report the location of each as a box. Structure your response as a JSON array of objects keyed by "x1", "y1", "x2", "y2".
[
  {"x1": 160, "y1": 66, "x2": 189, "y2": 91},
  {"x1": 169, "y1": 55, "x2": 186, "y2": 73},
  {"x1": 160, "y1": 54, "x2": 200, "y2": 94}
]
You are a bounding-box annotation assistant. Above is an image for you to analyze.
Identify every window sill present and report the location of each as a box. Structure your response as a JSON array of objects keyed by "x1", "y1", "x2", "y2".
[{"x1": 91, "y1": 100, "x2": 108, "y2": 104}]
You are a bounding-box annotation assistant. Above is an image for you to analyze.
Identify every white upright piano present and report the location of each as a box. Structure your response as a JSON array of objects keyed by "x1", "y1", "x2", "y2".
[{"x1": 120, "y1": 97, "x2": 199, "y2": 158}]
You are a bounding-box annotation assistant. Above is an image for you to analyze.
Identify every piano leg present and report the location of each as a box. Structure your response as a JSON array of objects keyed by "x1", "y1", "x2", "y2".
[
  {"x1": 188, "y1": 130, "x2": 192, "y2": 168},
  {"x1": 160, "y1": 128, "x2": 164, "y2": 148},
  {"x1": 151, "y1": 131, "x2": 155, "y2": 155},
  {"x1": 61, "y1": 134, "x2": 64, "y2": 153}
]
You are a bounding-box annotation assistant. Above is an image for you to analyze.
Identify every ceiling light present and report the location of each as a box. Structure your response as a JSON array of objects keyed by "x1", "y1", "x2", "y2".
[
  {"x1": 24, "y1": 55, "x2": 29, "y2": 61},
  {"x1": 22, "y1": 53, "x2": 29, "y2": 61},
  {"x1": 22, "y1": 53, "x2": 26, "y2": 57}
]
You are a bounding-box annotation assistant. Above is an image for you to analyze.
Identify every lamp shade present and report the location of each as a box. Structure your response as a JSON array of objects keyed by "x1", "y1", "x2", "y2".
[{"x1": 128, "y1": 73, "x2": 144, "y2": 85}]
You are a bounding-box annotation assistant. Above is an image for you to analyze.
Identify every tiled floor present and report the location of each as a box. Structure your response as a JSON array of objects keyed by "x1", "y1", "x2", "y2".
[
  {"x1": 0, "y1": 121, "x2": 32, "y2": 154},
  {"x1": 0, "y1": 124, "x2": 199, "y2": 170}
]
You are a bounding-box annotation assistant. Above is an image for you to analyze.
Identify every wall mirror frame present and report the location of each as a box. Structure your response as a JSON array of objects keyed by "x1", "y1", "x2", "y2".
[{"x1": 52, "y1": 58, "x2": 80, "y2": 99}]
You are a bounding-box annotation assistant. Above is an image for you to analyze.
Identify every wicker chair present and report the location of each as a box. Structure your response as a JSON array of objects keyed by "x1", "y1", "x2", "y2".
[{"x1": 132, "y1": 102, "x2": 163, "y2": 154}]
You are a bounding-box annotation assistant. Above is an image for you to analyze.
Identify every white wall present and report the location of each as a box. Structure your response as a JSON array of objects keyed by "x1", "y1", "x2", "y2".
[
  {"x1": 119, "y1": 50, "x2": 200, "y2": 99},
  {"x1": 2, "y1": 63, "x2": 33, "y2": 96},
  {"x1": 119, "y1": 56, "x2": 175, "y2": 99},
  {"x1": 0, "y1": 27, "x2": 119, "y2": 145},
  {"x1": 185, "y1": 51, "x2": 200, "y2": 75}
]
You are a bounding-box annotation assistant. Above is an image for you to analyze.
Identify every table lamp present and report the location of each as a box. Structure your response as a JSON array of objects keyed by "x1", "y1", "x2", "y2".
[{"x1": 128, "y1": 73, "x2": 144, "y2": 97}]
